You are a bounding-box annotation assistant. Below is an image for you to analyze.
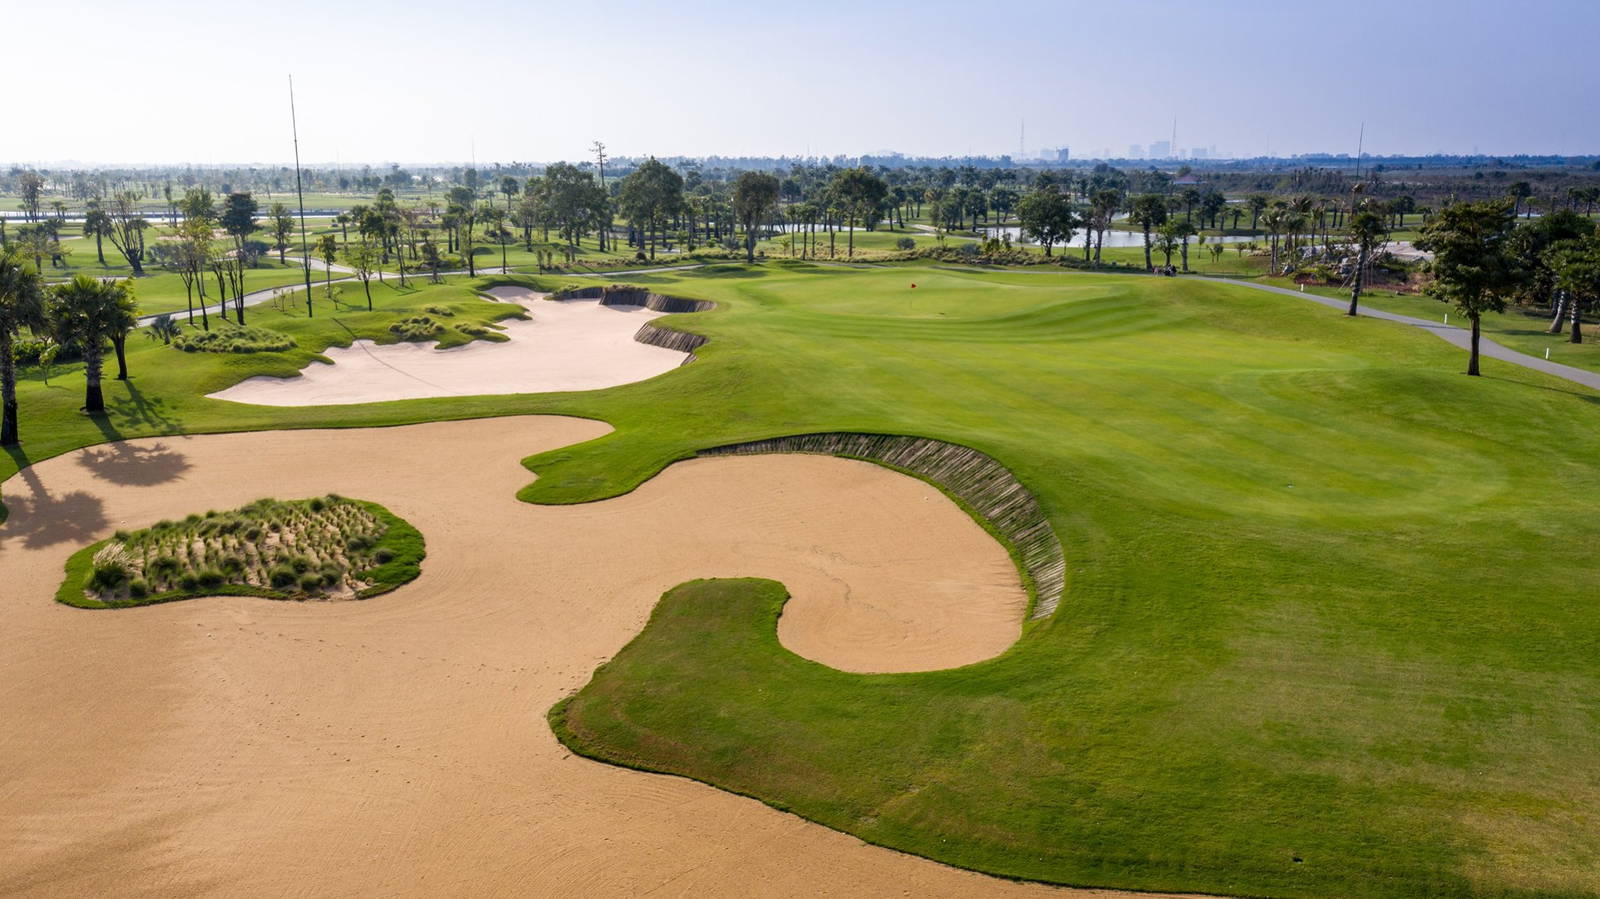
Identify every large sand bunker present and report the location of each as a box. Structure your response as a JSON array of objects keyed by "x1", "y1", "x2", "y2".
[
  {"x1": 208, "y1": 287, "x2": 690, "y2": 406},
  {"x1": 0, "y1": 417, "x2": 1123, "y2": 897}
]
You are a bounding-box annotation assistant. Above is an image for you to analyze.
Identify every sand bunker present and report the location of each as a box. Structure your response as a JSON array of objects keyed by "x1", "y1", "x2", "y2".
[
  {"x1": 209, "y1": 287, "x2": 690, "y2": 406},
  {"x1": 0, "y1": 418, "x2": 1130, "y2": 897}
]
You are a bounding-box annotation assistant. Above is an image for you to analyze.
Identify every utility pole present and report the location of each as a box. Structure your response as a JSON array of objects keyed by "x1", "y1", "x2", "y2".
[
  {"x1": 289, "y1": 75, "x2": 313, "y2": 318},
  {"x1": 591, "y1": 140, "x2": 608, "y2": 252},
  {"x1": 1354, "y1": 122, "x2": 1365, "y2": 180}
]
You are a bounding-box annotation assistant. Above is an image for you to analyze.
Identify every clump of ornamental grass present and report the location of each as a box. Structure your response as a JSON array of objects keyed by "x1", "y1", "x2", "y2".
[{"x1": 60, "y1": 495, "x2": 425, "y2": 609}]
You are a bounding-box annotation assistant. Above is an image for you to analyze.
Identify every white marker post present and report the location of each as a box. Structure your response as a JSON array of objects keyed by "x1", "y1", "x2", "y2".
[
  {"x1": 1444, "y1": 313, "x2": 1449, "y2": 325},
  {"x1": 1546, "y1": 348, "x2": 1551, "y2": 360}
]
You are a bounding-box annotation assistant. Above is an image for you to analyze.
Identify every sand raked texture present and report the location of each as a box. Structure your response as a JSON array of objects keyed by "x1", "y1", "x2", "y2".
[
  {"x1": 702, "y1": 432, "x2": 1066, "y2": 619},
  {"x1": 208, "y1": 287, "x2": 691, "y2": 406},
  {"x1": 0, "y1": 417, "x2": 1177, "y2": 898}
]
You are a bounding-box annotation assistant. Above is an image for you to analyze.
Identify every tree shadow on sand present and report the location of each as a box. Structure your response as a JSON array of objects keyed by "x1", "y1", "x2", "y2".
[
  {"x1": 0, "y1": 446, "x2": 108, "y2": 551},
  {"x1": 76, "y1": 442, "x2": 191, "y2": 486}
]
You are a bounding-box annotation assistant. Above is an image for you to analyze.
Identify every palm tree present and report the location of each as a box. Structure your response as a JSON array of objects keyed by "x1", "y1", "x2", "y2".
[
  {"x1": 1130, "y1": 194, "x2": 1167, "y2": 272},
  {"x1": 47, "y1": 275, "x2": 135, "y2": 414},
  {"x1": 1172, "y1": 220, "x2": 1197, "y2": 272},
  {"x1": 317, "y1": 235, "x2": 339, "y2": 299},
  {"x1": 0, "y1": 249, "x2": 46, "y2": 445},
  {"x1": 1346, "y1": 209, "x2": 1389, "y2": 316},
  {"x1": 1261, "y1": 206, "x2": 1289, "y2": 274},
  {"x1": 83, "y1": 201, "x2": 112, "y2": 266},
  {"x1": 1508, "y1": 181, "x2": 1533, "y2": 219},
  {"x1": 1246, "y1": 195, "x2": 1270, "y2": 236}
]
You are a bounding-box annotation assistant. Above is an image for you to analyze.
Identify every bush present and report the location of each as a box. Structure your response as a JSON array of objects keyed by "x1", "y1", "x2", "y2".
[
  {"x1": 87, "y1": 563, "x2": 128, "y2": 592},
  {"x1": 173, "y1": 325, "x2": 297, "y2": 354},
  {"x1": 269, "y1": 566, "x2": 298, "y2": 589},
  {"x1": 374, "y1": 548, "x2": 395, "y2": 564},
  {"x1": 196, "y1": 569, "x2": 225, "y2": 588},
  {"x1": 177, "y1": 573, "x2": 200, "y2": 590},
  {"x1": 298, "y1": 573, "x2": 324, "y2": 591},
  {"x1": 896, "y1": 237, "x2": 917, "y2": 250},
  {"x1": 423, "y1": 305, "x2": 456, "y2": 317},
  {"x1": 128, "y1": 579, "x2": 148, "y2": 599},
  {"x1": 388, "y1": 315, "x2": 443, "y2": 341}
]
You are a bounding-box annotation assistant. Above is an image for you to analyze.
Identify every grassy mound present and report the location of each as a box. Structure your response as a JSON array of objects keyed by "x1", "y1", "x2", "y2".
[
  {"x1": 173, "y1": 325, "x2": 298, "y2": 353},
  {"x1": 58, "y1": 495, "x2": 424, "y2": 609}
]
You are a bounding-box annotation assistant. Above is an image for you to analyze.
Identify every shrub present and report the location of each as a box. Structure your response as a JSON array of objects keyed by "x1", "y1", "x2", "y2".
[
  {"x1": 374, "y1": 548, "x2": 395, "y2": 564},
  {"x1": 87, "y1": 563, "x2": 128, "y2": 592},
  {"x1": 388, "y1": 315, "x2": 443, "y2": 341},
  {"x1": 173, "y1": 325, "x2": 297, "y2": 354},
  {"x1": 269, "y1": 566, "x2": 298, "y2": 589},
  {"x1": 128, "y1": 579, "x2": 149, "y2": 599},
  {"x1": 12, "y1": 337, "x2": 57, "y2": 366},
  {"x1": 148, "y1": 555, "x2": 181, "y2": 578},
  {"x1": 298, "y1": 573, "x2": 324, "y2": 591},
  {"x1": 896, "y1": 237, "x2": 917, "y2": 250},
  {"x1": 423, "y1": 305, "x2": 456, "y2": 317},
  {"x1": 177, "y1": 573, "x2": 200, "y2": 590},
  {"x1": 196, "y1": 569, "x2": 225, "y2": 588}
]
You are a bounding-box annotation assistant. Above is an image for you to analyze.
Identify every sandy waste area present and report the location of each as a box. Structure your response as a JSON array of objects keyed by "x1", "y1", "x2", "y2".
[
  {"x1": 209, "y1": 287, "x2": 689, "y2": 406},
  {"x1": 0, "y1": 416, "x2": 1186, "y2": 896}
]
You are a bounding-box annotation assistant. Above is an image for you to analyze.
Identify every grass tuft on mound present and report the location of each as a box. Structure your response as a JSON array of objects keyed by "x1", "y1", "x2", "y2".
[
  {"x1": 173, "y1": 324, "x2": 298, "y2": 354},
  {"x1": 57, "y1": 496, "x2": 424, "y2": 608}
]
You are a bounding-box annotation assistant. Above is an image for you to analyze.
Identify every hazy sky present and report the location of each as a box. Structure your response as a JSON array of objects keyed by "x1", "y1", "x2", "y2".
[{"x1": 8, "y1": 0, "x2": 1598, "y2": 165}]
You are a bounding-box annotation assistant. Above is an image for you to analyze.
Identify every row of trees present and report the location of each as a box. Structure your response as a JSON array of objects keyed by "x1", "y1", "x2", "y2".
[
  {"x1": 1, "y1": 251, "x2": 139, "y2": 444},
  {"x1": 1419, "y1": 204, "x2": 1600, "y2": 374}
]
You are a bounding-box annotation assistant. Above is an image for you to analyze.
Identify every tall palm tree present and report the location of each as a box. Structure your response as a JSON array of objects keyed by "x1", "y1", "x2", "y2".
[
  {"x1": 106, "y1": 282, "x2": 140, "y2": 381},
  {"x1": 47, "y1": 275, "x2": 135, "y2": 414},
  {"x1": 0, "y1": 249, "x2": 46, "y2": 445},
  {"x1": 1261, "y1": 206, "x2": 1289, "y2": 274},
  {"x1": 1346, "y1": 209, "x2": 1389, "y2": 316}
]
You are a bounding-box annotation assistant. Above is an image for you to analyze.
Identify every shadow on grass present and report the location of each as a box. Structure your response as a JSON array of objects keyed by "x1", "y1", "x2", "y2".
[
  {"x1": 1483, "y1": 375, "x2": 1600, "y2": 406},
  {"x1": 106, "y1": 382, "x2": 184, "y2": 433}
]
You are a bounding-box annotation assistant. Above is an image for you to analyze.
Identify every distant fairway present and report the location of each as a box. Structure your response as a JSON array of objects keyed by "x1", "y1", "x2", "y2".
[{"x1": 5, "y1": 261, "x2": 1600, "y2": 896}]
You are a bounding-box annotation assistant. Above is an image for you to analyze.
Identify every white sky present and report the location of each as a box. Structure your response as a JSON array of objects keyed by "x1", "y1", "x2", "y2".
[{"x1": 7, "y1": 0, "x2": 1598, "y2": 166}]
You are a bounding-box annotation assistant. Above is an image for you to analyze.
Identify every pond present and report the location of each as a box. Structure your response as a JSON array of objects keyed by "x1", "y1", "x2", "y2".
[{"x1": 979, "y1": 226, "x2": 1257, "y2": 248}]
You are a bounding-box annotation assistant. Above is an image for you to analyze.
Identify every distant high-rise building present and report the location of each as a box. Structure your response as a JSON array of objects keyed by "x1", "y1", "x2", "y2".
[
  {"x1": 1148, "y1": 140, "x2": 1172, "y2": 159},
  {"x1": 1128, "y1": 144, "x2": 1144, "y2": 158},
  {"x1": 1190, "y1": 147, "x2": 1208, "y2": 160},
  {"x1": 1056, "y1": 147, "x2": 1070, "y2": 163}
]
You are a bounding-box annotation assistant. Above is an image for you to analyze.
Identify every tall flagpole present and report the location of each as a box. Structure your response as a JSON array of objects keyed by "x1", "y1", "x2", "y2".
[{"x1": 290, "y1": 75, "x2": 314, "y2": 317}]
